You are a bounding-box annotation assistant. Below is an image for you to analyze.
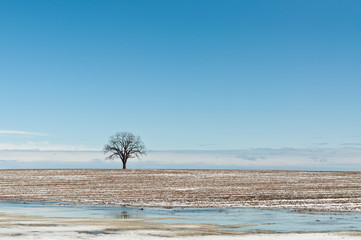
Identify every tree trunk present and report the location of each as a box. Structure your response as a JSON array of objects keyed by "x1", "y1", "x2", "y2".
[{"x1": 122, "y1": 160, "x2": 127, "y2": 169}]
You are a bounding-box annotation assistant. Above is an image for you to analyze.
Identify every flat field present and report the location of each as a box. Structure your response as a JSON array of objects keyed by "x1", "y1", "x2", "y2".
[{"x1": 0, "y1": 169, "x2": 360, "y2": 212}]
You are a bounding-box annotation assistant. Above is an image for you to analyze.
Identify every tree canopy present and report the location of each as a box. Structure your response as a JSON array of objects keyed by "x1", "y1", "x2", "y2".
[{"x1": 104, "y1": 132, "x2": 146, "y2": 169}]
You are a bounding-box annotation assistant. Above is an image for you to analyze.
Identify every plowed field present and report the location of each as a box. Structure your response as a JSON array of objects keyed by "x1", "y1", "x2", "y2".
[{"x1": 0, "y1": 169, "x2": 360, "y2": 211}]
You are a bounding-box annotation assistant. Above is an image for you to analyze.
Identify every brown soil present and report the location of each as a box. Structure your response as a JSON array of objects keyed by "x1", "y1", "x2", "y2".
[{"x1": 0, "y1": 169, "x2": 360, "y2": 211}]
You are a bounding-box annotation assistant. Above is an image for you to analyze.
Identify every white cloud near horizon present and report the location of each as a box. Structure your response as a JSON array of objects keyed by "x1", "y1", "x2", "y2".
[
  {"x1": 145, "y1": 148, "x2": 361, "y2": 169},
  {"x1": 0, "y1": 130, "x2": 48, "y2": 136},
  {"x1": 0, "y1": 150, "x2": 104, "y2": 163},
  {"x1": 0, "y1": 148, "x2": 360, "y2": 170}
]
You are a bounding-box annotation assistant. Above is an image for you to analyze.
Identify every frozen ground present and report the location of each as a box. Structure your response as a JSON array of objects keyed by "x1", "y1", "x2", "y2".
[
  {"x1": 0, "y1": 169, "x2": 360, "y2": 212},
  {"x1": 1, "y1": 213, "x2": 361, "y2": 240},
  {"x1": 1, "y1": 169, "x2": 361, "y2": 239}
]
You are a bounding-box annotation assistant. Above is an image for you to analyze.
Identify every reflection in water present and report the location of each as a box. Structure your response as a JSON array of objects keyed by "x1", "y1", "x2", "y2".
[
  {"x1": 112, "y1": 211, "x2": 131, "y2": 219},
  {"x1": 0, "y1": 201, "x2": 360, "y2": 233}
]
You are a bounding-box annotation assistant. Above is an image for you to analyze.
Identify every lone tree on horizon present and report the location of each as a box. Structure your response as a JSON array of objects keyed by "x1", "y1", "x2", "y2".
[{"x1": 104, "y1": 132, "x2": 146, "y2": 169}]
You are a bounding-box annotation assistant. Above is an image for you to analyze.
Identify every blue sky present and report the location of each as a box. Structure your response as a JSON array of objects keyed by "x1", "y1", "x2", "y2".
[{"x1": 1, "y1": 1, "x2": 361, "y2": 169}]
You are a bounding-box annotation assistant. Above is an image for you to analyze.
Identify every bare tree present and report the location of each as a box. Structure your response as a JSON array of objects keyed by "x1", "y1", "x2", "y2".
[{"x1": 104, "y1": 132, "x2": 146, "y2": 169}]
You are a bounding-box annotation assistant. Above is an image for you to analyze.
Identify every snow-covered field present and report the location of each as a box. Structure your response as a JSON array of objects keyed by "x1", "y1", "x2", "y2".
[
  {"x1": 0, "y1": 169, "x2": 360, "y2": 211},
  {"x1": 1, "y1": 213, "x2": 361, "y2": 240},
  {"x1": 1, "y1": 169, "x2": 361, "y2": 239}
]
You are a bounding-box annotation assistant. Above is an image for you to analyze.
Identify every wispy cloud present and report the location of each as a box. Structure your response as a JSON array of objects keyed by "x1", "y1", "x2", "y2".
[
  {"x1": 0, "y1": 142, "x2": 97, "y2": 151},
  {"x1": 311, "y1": 157, "x2": 328, "y2": 163},
  {"x1": 0, "y1": 147, "x2": 361, "y2": 170},
  {"x1": 0, "y1": 130, "x2": 48, "y2": 136},
  {"x1": 341, "y1": 143, "x2": 361, "y2": 146},
  {"x1": 144, "y1": 148, "x2": 361, "y2": 170},
  {"x1": 236, "y1": 154, "x2": 266, "y2": 161},
  {"x1": 313, "y1": 142, "x2": 328, "y2": 146},
  {"x1": 197, "y1": 144, "x2": 216, "y2": 148}
]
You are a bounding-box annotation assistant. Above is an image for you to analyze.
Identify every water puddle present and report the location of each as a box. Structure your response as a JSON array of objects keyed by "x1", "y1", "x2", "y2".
[{"x1": 0, "y1": 201, "x2": 360, "y2": 233}]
